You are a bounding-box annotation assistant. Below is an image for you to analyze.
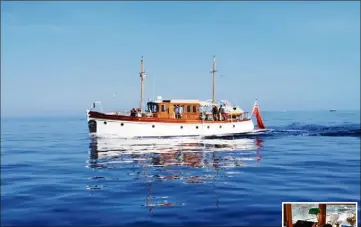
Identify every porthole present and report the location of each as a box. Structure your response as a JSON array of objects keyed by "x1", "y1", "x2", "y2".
[
  {"x1": 233, "y1": 125, "x2": 235, "y2": 128},
  {"x1": 196, "y1": 126, "x2": 199, "y2": 129},
  {"x1": 219, "y1": 125, "x2": 222, "y2": 128},
  {"x1": 104, "y1": 121, "x2": 107, "y2": 125},
  {"x1": 152, "y1": 125, "x2": 155, "y2": 128},
  {"x1": 121, "y1": 123, "x2": 124, "y2": 126},
  {"x1": 180, "y1": 126, "x2": 183, "y2": 129},
  {"x1": 207, "y1": 126, "x2": 210, "y2": 129}
]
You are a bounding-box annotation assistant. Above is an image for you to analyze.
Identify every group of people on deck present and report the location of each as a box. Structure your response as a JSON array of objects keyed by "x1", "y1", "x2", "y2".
[
  {"x1": 174, "y1": 105, "x2": 184, "y2": 119},
  {"x1": 129, "y1": 104, "x2": 229, "y2": 120},
  {"x1": 130, "y1": 108, "x2": 141, "y2": 117},
  {"x1": 212, "y1": 105, "x2": 228, "y2": 121}
]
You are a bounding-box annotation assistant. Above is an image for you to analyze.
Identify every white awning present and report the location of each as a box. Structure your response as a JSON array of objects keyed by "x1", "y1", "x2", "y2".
[{"x1": 199, "y1": 101, "x2": 216, "y2": 106}]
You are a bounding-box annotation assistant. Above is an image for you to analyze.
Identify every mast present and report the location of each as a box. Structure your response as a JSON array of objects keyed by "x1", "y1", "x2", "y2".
[
  {"x1": 140, "y1": 56, "x2": 145, "y2": 112},
  {"x1": 211, "y1": 56, "x2": 217, "y2": 104}
]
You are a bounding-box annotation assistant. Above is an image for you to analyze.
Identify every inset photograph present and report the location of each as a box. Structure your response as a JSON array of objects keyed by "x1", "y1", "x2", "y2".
[{"x1": 283, "y1": 202, "x2": 357, "y2": 227}]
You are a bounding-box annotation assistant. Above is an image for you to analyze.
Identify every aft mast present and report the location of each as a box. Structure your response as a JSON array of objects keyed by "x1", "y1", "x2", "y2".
[
  {"x1": 211, "y1": 56, "x2": 217, "y2": 104},
  {"x1": 139, "y1": 56, "x2": 146, "y2": 112}
]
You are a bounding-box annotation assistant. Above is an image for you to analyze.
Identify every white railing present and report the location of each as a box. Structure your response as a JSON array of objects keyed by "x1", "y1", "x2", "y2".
[{"x1": 106, "y1": 110, "x2": 131, "y2": 116}]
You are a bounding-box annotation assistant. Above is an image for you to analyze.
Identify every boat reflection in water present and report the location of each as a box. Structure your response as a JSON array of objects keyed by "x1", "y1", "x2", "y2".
[{"x1": 87, "y1": 136, "x2": 264, "y2": 213}]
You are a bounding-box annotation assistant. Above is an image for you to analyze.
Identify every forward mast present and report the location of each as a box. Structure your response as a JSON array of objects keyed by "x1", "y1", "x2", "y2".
[
  {"x1": 139, "y1": 56, "x2": 146, "y2": 112},
  {"x1": 211, "y1": 56, "x2": 217, "y2": 104}
]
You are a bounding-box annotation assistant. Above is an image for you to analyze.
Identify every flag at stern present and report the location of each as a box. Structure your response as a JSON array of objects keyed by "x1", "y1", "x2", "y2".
[{"x1": 251, "y1": 99, "x2": 266, "y2": 129}]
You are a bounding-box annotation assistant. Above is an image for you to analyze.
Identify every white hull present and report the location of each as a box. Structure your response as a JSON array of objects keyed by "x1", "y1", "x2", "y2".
[{"x1": 87, "y1": 116, "x2": 255, "y2": 138}]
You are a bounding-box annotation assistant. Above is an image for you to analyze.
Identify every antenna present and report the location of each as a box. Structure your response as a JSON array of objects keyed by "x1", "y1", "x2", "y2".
[
  {"x1": 211, "y1": 56, "x2": 218, "y2": 104},
  {"x1": 139, "y1": 56, "x2": 146, "y2": 112}
]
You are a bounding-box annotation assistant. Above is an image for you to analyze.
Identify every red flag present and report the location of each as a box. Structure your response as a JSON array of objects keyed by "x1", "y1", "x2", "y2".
[{"x1": 252, "y1": 100, "x2": 266, "y2": 129}]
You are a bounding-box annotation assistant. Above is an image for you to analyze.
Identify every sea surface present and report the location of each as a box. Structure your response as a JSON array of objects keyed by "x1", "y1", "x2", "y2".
[{"x1": 1, "y1": 111, "x2": 360, "y2": 226}]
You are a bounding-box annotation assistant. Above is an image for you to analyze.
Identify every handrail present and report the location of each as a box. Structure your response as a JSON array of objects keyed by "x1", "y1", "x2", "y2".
[{"x1": 107, "y1": 110, "x2": 131, "y2": 115}]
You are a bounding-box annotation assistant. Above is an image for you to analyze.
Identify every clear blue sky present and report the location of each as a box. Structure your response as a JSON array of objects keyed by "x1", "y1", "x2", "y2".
[{"x1": 1, "y1": 1, "x2": 360, "y2": 116}]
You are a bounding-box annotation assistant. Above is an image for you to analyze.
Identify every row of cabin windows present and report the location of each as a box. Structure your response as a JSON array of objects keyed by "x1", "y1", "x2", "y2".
[{"x1": 148, "y1": 104, "x2": 198, "y2": 113}]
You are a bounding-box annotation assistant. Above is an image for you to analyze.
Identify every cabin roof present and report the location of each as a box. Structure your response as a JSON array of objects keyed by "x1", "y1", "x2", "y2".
[
  {"x1": 148, "y1": 99, "x2": 221, "y2": 106},
  {"x1": 168, "y1": 99, "x2": 201, "y2": 104},
  {"x1": 149, "y1": 99, "x2": 202, "y2": 104}
]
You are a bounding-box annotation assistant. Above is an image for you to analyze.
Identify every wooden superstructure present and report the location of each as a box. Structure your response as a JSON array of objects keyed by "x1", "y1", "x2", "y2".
[{"x1": 146, "y1": 100, "x2": 201, "y2": 120}]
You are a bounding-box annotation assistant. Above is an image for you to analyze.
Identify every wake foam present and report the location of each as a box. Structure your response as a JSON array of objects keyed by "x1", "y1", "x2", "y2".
[{"x1": 269, "y1": 123, "x2": 360, "y2": 137}]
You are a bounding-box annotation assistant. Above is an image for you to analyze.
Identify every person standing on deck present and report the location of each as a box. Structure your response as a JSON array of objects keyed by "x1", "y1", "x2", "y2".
[
  {"x1": 136, "y1": 108, "x2": 142, "y2": 117},
  {"x1": 179, "y1": 105, "x2": 184, "y2": 119},
  {"x1": 220, "y1": 105, "x2": 228, "y2": 120},
  {"x1": 174, "y1": 105, "x2": 179, "y2": 119},
  {"x1": 130, "y1": 108, "x2": 136, "y2": 117},
  {"x1": 218, "y1": 105, "x2": 223, "y2": 121},
  {"x1": 212, "y1": 105, "x2": 218, "y2": 121}
]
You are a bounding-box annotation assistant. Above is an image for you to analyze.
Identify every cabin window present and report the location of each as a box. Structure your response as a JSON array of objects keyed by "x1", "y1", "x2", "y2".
[
  {"x1": 152, "y1": 104, "x2": 159, "y2": 113},
  {"x1": 147, "y1": 103, "x2": 159, "y2": 113},
  {"x1": 161, "y1": 105, "x2": 166, "y2": 112},
  {"x1": 291, "y1": 204, "x2": 320, "y2": 224},
  {"x1": 193, "y1": 105, "x2": 197, "y2": 113},
  {"x1": 187, "y1": 105, "x2": 191, "y2": 113}
]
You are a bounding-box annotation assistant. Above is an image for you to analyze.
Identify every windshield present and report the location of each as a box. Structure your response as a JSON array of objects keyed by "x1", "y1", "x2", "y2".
[{"x1": 147, "y1": 102, "x2": 159, "y2": 113}]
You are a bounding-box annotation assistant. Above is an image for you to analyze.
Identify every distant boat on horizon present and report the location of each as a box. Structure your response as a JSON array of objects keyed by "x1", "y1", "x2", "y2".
[{"x1": 329, "y1": 109, "x2": 336, "y2": 112}]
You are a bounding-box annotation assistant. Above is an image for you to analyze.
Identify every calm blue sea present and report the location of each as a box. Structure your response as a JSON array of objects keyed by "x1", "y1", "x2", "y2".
[{"x1": 1, "y1": 111, "x2": 360, "y2": 226}]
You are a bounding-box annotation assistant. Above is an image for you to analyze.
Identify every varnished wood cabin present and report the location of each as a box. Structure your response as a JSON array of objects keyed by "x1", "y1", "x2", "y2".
[
  {"x1": 146, "y1": 99, "x2": 201, "y2": 120},
  {"x1": 143, "y1": 99, "x2": 245, "y2": 121}
]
